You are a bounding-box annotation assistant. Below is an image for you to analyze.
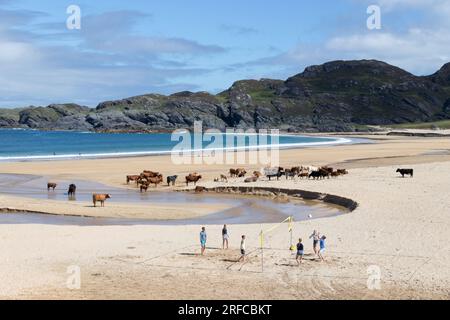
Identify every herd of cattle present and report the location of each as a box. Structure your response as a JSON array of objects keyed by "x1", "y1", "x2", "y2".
[
  {"x1": 124, "y1": 165, "x2": 351, "y2": 193},
  {"x1": 126, "y1": 171, "x2": 203, "y2": 192},
  {"x1": 45, "y1": 166, "x2": 414, "y2": 207}
]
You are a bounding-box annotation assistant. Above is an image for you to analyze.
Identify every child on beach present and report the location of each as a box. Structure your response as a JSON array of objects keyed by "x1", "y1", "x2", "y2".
[
  {"x1": 318, "y1": 235, "x2": 326, "y2": 262},
  {"x1": 200, "y1": 227, "x2": 207, "y2": 255},
  {"x1": 222, "y1": 224, "x2": 229, "y2": 250},
  {"x1": 296, "y1": 238, "x2": 304, "y2": 265},
  {"x1": 238, "y1": 235, "x2": 246, "y2": 262},
  {"x1": 309, "y1": 230, "x2": 320, "y2": 256}
]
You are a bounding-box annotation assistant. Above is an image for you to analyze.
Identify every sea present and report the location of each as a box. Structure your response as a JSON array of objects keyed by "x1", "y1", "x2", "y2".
[{"x1": 0, "y1": 129, "x2": 352, "y2": 161}]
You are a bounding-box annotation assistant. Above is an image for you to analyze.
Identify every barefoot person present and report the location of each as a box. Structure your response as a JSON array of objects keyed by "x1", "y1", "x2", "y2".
[
  {"x1": 222, "y1": 224, "x2": 229, "y2": 249},
  {"x1": 238, "y1": 235, "x2": 246, "y2": 262},
  {"x1": 318, "y1": 235, "x2": 326, "y2": 262},
  {"x1": 296, "y1": 238, "x2": 304, "y2": 265},
  {"x1": 309, "y1": 230, "x2": 320, "y2": 256},
  {"x1": 200, "y1": 227, "x2": 207, "y2": 255}
]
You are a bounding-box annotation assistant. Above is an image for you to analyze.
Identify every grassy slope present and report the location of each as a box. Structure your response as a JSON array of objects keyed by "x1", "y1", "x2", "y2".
[{"x1": 389, "y1": 120, "x2": 450, "y2": 129}]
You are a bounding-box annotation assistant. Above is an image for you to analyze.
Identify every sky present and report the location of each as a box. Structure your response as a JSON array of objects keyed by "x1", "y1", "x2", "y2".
[{"x1": 0, "y1": 0, "x2": 450, "y2": 108}]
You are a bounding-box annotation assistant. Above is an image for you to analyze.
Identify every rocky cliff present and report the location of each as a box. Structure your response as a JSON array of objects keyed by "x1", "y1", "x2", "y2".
[{"x1": 1, "y1": 60, "x2": 450, "y2": 132}]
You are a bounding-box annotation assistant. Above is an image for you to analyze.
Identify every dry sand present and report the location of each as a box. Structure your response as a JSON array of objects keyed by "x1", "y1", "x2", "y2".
[{"x1": 0, "y1": 135, "x2": 449, "y2": 300}]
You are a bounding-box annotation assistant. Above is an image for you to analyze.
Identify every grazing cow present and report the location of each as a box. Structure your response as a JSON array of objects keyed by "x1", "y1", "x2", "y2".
[
  {"x1": 148, "y1": 175, "x2": 163, "y2": 187},
  {"x1": 186, "y1": 174, "x2": 202, "y2": 186},
  {"x1": 264, "y1": 167, "x2": 285, "y2": 181},
  {"x1": 140, "y1": 183, "x2": 149, "y2": 193},
  {"x1": 167, "y1": 175, "x2": 178, "y2": 186},
  {"x1": 320, "y1": 166, "x2": 334, "y2": 174},
  {"x1": 237, "y1": 169, "x2": 247, "y2": 178},
  {"x1": 93, "y1": 194, "x2": 111, "y2": 207},
  {"x1": 68, "y1": 184, "x2": 77, "y2": 197},
  {"x1": 396, "y1": 168, "x2": 414, "y2": 178},
  {"x1": 244, "y1": 176, "x2": 258, "y2": 183},
  {"x1": 298, "y1": 172, "x2": 309, "y2": 179},
  {"x1": 230, "y1": 168, "x2": 247, "y2": 178},
  {"x1": 47, "y1": 183, "x2": 57, "y2": 191},
  {"x1": 195, "y1": 186, "x2": 207, "y2": 193},
  {"x1": 141, "y1": 171, "x2": 160, "y2": 179},
  {"x1": 285, "y1": 169, "x2": 297, "y2": 180},
  {"x1": 253, "y1": 171, "x2": 262, "y2": 178},
  {"x1": 309, "y1": 171, "x2": 329, "y2": 180},
  {"x1": 126, "y1": 175, "x2": 140, "y2": 184},
  {"x1": 337, "y1": 169, "x2": 348, "y2": 175},
  {"x1": 330, "y1": 171, "x2": 340, "y2": 178},
  {"x1": 220, "y1": 174, "x2": 228, "y2": 182}
]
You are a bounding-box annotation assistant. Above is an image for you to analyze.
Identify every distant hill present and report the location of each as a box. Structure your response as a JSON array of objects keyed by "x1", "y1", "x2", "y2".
[{"x1": 1, "y1": 59, "x2": 450, "y2": 132}]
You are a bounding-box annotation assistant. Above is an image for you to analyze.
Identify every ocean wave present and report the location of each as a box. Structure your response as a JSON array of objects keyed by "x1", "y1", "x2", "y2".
[{"x1": 0, "y1": 136, "x2": 355, "y2": 162}]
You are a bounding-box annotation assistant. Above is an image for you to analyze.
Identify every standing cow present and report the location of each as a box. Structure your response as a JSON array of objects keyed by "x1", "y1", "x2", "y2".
[
  {"x1": 47, "y1": 183, "x2": 57, "y2": 191},
  {"x1": 93, "y1": 194, "x2": 111, "y2": 207},
  {"x1": 68, "y1": 184, "x2": 77, "y2": 198}
]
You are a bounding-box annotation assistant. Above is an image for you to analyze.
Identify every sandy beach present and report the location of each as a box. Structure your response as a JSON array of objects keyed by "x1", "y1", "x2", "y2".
[{"x1": 1, "y1": 134, "x2": 450, "y2": 300}]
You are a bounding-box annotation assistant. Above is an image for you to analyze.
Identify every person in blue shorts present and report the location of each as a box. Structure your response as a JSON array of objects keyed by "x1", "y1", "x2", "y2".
[
  {"x1": 200, "y1": 227, "x2": 207, "y2": 255},
  {"x1": 296, "y1": 238, "x2": 304, "y2": 265},
  {"x1": 318, "y1": 235, "x2": 326, "y2": 262}
]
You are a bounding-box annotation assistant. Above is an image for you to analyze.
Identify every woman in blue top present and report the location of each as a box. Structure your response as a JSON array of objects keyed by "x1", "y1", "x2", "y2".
[
  {"x1": 200, "y1": 227, "x2": 207, "y2": 255},
  {"x1": 318, "y1": 235, "x2": 326, "y2": 262}
]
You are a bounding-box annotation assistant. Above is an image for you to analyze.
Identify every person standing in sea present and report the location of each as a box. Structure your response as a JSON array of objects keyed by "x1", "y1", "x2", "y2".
[
  {"x1": 222, "y1": 224, "x2": 229, "y2": 250},
  {"x1": 200, "y1": 227, "x2": 207, "y2": 256}
]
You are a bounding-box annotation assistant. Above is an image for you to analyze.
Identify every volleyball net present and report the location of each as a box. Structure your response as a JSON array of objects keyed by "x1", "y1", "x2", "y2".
[{"x1": 258, "y1": 216, "x2": 295, "y2": 272}]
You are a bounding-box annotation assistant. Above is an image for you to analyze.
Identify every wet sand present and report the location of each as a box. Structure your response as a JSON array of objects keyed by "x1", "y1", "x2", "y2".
[{"x1": 0, "y1": 134, "x2": 450, "y2": 299}]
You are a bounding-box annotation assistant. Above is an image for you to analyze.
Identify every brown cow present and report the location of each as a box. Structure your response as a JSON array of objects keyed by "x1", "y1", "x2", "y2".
[
  {"x1": 195, "y1": 186, "x2": 207, "y2": 193},
  {"x1": 298, "y1": 172, "x2": 309, "y2": 179},
  {"x1": 186, "y1": 174, "x2": 202, "y2": 186},
  {"x1": 148, "y1": 174, "x2": 163, "y2": 187},
  {"x1": 140, "y1": 183, "x2": 149, "y2": 193},
  {"x1": 244, "y1": 176, "x2": 258, "y2": 183},
  {"x1": 47, "y1": 183, "x2": 57, "y2": 191},
  {"x1": 253, "y1": 171, "x2": 262, "y2": 178},
  {"x1": 337, "y1": 169, "x2": 348, "y2": 175},
  {"x1": 141, "y1": 171, "x2": 160, "y2": 179},
  {"x1": 230, "y1": 168, "x2": 246, "y2": 178},
  {"x1": 220, "y1": 174, "x2": 228, "y2": 182},
  {"x1": 126, "y1": 175, "x2": 140, "y2": 184},
  {"x1": 330, "y1": 171, "x2": 340, "y2": 178},
  {"x1": 93, "y1": 194, "x2": 111, "y2": 207}
]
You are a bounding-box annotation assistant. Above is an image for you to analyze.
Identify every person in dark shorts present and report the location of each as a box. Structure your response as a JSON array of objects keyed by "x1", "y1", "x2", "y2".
[
  {"x1": 309, "y1": 230, "x2": 320, "y2": 256},
  {"x1": 296, "y1": 238, "x2": 304, "y2": 265},
  {"x1": 238, "y1": 235, "x2": 246, "y2": 262},
  {"x1": 222, "y1": 224, "x2": 229, "y2": 249}
]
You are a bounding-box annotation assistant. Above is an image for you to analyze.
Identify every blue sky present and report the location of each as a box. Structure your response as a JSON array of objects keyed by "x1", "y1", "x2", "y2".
[{"x1": 0, "y1": 0, "x2": 449, "y2": 107}]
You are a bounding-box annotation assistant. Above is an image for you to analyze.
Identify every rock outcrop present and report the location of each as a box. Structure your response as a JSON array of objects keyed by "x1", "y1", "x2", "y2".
[{"x1": 1, "y1": 59, "x2": 450, "y2": 132}]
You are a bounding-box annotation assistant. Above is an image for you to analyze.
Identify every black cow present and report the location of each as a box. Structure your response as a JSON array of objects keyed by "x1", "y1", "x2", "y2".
[
  {"x1": 167, "y1": 175, "x2": 178, "y2": 186},
  {"x1": 68, "y1": 184, "x2": 76, "y2": 198},
  {"x1": 309, "y1": 171, "x2": 328, "y2": 180},
  {"x1": 266, "y1": 167, "x2": 285, "y2": 181},
  {"x1": 396, "y1": 169, "x2": 414, "y2": 178}
]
